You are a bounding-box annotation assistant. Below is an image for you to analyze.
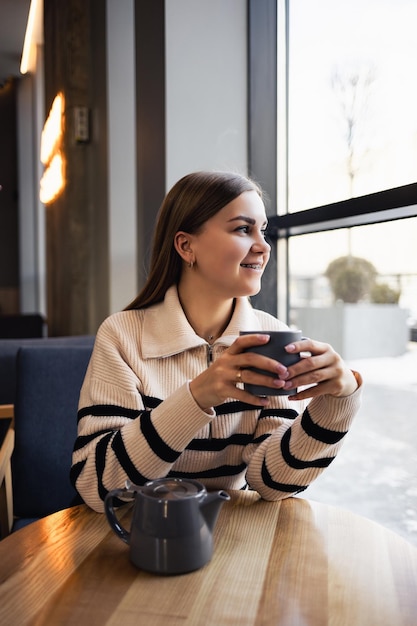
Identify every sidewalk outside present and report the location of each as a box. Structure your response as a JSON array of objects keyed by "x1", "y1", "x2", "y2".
[{"x1": 302, "y1": 342, "x2": 417, "y2": 547}]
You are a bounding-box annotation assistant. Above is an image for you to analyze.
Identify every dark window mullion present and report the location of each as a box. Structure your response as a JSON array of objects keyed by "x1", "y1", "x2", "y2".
[
  {"x1": 248, "y1": 0, "x2": 278, "y2": 315},
  {"x1": 268, "y1": 182, "x2": 417, "y2": 237}
]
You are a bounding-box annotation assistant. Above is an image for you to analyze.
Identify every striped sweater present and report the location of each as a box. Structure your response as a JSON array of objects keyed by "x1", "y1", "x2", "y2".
[{"x1": 71, "y1": 286, "x2": 362, "y2": 512}]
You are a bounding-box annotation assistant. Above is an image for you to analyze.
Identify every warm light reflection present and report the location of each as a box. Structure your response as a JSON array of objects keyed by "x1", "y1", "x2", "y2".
[
  {"x1": 39, "y1": 153, "x2": 65, "y2": 204},
  {"x1": 20, "y1": 0, "x2": 41, "y2": 75},
  {"x1": 40, "y1": 93, "x2": 64, "y2": 165},
  {"x1": 40, "y1": 93, "x2": 66, "y2": 204}
]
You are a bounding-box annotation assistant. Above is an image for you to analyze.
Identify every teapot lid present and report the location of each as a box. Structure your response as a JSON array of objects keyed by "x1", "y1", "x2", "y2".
[{"x1": 141, "y1": 478, "x2": 206, "y2": 500}]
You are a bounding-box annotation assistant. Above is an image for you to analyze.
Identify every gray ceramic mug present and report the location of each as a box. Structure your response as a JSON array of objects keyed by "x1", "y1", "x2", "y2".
[{"x1": 240, "y1": 330, "x2": 303, "y2": 396}]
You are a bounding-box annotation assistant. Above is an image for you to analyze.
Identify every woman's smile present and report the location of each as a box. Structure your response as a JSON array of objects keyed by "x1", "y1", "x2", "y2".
[{"x1": 240, "y1": 263, "x2": 263, "y2": 270}]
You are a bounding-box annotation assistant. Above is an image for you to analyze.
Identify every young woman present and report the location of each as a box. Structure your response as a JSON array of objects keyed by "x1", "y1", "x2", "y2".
[{"x1": 71, "y1": 171, "x2": 361, "y2": 512}]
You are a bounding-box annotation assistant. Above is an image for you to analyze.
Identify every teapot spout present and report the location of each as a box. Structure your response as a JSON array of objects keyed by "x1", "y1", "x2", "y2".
[{"x1": 200, "y1": 490, "x2": 231, "y2": 531}]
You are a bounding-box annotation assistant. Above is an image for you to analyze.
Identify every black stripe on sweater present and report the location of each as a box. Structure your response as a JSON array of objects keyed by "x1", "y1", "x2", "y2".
[
  {"x1": 215, "y1": 402, "x2": 299, "y2": 420},
  {"x1": 94, "y1": 432, "x2": 130, "y2": 506},
  {"x1": 259, "y1": 407, "x2": 299, "y2": 420},
  {"x1": 187, "y1": 434, "x2": 251, "y2": 451},
  {"x1": 77, "y1": 404, "x2": 141, "y2": 423},
  {"x1": 111, "y1": 430, "x2": 149, "y2": 486},
  {"x1": 96, "y1": 432, "x2": 114, "y2": 501},
  {"x1": 261, "y1": 459, "x2": 308, "y2": 494},
  {"x1": 281, "y1": 428, "x2": 335, "y2": 469},
  {"x1": 70, "y1": 459, "x2": 86, "y2": 487},
  {"x1": 140, "y1": 410, "x2": 181, "y2": 463},
  {"x1": 169, "y1": 462, "x2": 247, "y2": 480},
  {"x1": 186, "y1": 432, "x2": 269, "y2": 452},
  {"x1": 301, "y1": 408, "x2": 347, "y2": 444},
  {"x1": 214, "y1": 400, "x2": 263, "y2": 415},
  {"x1": 73, "y1": 428, "x2": 116, "y2": 452},
  {"x1": 141, "y1": 394, "x2": 163, "y2": 409}
]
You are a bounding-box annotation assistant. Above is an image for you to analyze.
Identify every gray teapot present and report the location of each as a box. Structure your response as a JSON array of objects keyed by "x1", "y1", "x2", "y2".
[{"x1": 104, "y1": 477, "x2": 230, "y2": 575}]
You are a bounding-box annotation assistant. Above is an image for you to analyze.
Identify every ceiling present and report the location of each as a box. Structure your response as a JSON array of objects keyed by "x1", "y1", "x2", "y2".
[{"x1": 0, "y1": 0, "x2": 31, "y2": 85}]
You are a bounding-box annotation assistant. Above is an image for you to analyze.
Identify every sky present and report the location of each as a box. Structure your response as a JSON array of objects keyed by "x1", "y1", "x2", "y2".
[{"x1": 288, "y1": 0, "x2": 417, "y2": 167}]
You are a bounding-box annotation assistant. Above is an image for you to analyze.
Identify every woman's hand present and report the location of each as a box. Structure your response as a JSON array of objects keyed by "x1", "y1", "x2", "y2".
[
  {"x1": 280, "y1": 337, "x2": 359, "y2": 401},
  {"x1": 189, "y1": 334, "x2": 359, "y2": 411},
  {"x1": 189, "y1": 334, "x2": 286, "y2": 410}
]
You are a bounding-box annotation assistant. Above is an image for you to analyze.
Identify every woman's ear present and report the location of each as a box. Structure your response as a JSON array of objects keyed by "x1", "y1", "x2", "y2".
[{"x1": 174, "y1": 231, "x2": 195, "y2": 265}]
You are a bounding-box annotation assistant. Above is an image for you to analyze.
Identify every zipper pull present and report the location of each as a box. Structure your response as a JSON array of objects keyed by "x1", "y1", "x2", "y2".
[{"x1": 207, "y1": 344, "x2": 213, "y2": 366}]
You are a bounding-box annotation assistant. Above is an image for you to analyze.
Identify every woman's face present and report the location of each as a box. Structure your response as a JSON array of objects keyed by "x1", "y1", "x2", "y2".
[{"x1": 186, "y1": 190, "x2": 271, "y2": 298}]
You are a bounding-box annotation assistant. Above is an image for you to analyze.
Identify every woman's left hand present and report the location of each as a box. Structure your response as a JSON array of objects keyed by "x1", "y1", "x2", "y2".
[{"x1": 280, "y1": 338, "x2": 359, "y2": 400}]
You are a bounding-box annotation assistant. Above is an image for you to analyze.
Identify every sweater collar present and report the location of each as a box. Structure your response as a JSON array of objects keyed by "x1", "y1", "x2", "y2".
[{"x1": 141, "y1": 285, "x2": 263, "y2": 358}]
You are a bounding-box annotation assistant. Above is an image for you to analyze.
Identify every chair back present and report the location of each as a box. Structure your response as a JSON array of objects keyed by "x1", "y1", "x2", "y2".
[
  {"x1": 0, "y1": 335, "x2": 95, "y2": 405},
  {"x1": 12, "y1": 344, "x2": 93, "y2": 523}
]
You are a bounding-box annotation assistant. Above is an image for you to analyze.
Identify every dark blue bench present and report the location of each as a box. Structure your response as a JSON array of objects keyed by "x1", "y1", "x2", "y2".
[
  {"x1": 0, "y1": 336, "x2": 95, "y2": 534},
  {"x1": 0, "y1": 335, "x2": 95, "y2": 405}
]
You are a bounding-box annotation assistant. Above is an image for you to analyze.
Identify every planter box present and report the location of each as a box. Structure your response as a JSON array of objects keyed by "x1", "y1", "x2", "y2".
[{"x1": 294, "y1": 304, "x2": 409, "y2": 360}]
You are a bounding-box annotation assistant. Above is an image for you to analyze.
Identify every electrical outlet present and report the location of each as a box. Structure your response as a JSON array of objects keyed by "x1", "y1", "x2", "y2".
[{"x1": 74, "y1": 107, "x2": 89, "y2": 143}]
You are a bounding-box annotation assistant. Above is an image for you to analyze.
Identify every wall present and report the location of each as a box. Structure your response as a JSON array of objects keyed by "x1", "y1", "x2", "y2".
[
  {"x1": 43, "y1": 0, "x2": 109, "y2": 335},
  {"x1": 134, "y1": 0, "x2": 248, "y2": 293},
  {"x1": 16, "y1": 0, "x2": 248, "y2": 335},
  {"x1": 107, "y1": 0, "x2": 137, "y2": 314},
  {"x1": 165, "y1": 0, "x2": 248, "y2": 188},
  {"x1": 17, "y1": 49, "x2": 46, "y2": 318}
]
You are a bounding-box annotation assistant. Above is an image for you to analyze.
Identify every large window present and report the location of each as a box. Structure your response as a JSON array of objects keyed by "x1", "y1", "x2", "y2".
[
  {"x1": 249, "y1": 0, "x2": 417, "y2": 546},
  {"x1": 287, "y1": 0, "x2": 417, "y2": 211},
  {"x1": 282, "y1": 0, "x2": 417, "y2": 352}
]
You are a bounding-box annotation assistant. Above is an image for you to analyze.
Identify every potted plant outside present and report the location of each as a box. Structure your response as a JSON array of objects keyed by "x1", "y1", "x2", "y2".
[{"x1": 294, "y1": 256, "x2": 408, "y2": 359}]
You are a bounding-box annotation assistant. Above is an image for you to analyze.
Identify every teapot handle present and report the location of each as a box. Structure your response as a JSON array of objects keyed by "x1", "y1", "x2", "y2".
[{"x1": 104, "y1": 487, "x2": 134, "y2": 544}]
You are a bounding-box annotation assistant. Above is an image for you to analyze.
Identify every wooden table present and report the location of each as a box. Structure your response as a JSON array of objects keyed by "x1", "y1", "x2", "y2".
[{"x1": 1, "y1": 491, "x2": 416, "y2": 625}]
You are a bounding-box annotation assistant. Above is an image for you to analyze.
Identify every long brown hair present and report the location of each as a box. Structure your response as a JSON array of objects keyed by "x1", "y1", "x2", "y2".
[{"x1": 125, "y1": 171, "x2": 263, "y2": 310}]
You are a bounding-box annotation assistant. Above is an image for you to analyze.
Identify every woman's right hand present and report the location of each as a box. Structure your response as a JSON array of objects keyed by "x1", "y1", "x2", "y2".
[{"x1": 189, "y1": 334, "x2": 288, "y2": 410}]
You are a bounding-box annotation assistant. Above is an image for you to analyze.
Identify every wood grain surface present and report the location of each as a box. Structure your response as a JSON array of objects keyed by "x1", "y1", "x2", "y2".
[{"x1": 0, "y1": 491, "x2": 416, "y2": 625}]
